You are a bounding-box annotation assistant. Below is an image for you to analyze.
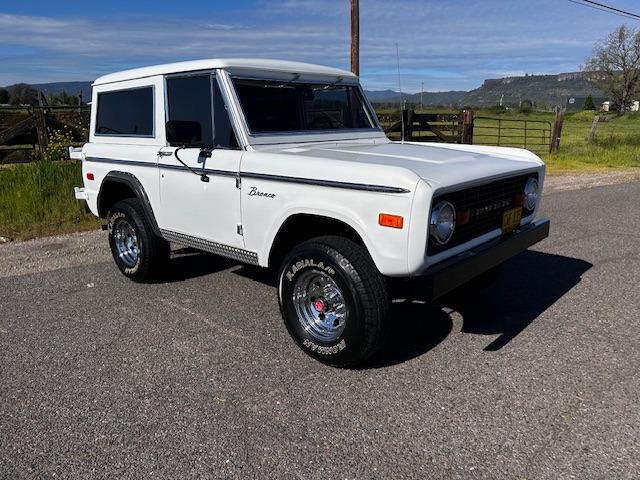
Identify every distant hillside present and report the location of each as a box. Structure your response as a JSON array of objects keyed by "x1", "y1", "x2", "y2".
[
  {"x1": 366, "y1": 72, "x2": 604, "y2": 109},
  {"x1": 461, "y1": 72, "x2": 603, "y2": 108},
  {"x1": 4, "y1": 72, "x2": 604, "y2": 110},
  {"x1": 364, "y1": 89, "x2": 401, "y2": 102},
  {"x1": 365, "y1": 89, "x2": 467, "y2": 106},
  {"x1": 27, "y1": 81, "x2": 93, "y2": 100}
]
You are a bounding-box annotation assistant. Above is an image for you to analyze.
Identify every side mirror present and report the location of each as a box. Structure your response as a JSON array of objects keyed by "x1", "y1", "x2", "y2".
[{"x1": 166, "y1": 120, "x2": 203, "y2": 147}]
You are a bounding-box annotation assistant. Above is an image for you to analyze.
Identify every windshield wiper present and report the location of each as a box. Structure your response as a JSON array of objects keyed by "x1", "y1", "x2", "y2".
[
  {"x1": 273, "y1": 73, "x2": 301, "y2": 88},
  {"x1": 321, "y1": 76, "x2": 345, "y2": 90}
]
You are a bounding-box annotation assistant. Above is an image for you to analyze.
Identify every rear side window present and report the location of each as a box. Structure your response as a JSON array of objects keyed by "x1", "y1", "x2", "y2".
[{"x1": 95, "y1": 87, "x2": 153, "y2": 136}]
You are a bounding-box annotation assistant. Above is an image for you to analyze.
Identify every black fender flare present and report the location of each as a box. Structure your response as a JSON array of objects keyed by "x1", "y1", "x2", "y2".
[{"x1": 97, "y1": 171, "x2": 162, "y2": 237}]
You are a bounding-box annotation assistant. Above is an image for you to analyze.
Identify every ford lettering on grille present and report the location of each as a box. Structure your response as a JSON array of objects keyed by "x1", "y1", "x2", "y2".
[{"x1": 471, "y1": 199, "x2": 511, "y2": 217}]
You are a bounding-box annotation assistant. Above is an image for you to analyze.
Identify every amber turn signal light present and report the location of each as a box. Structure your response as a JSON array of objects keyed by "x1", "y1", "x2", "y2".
[{"x1": 378, "y1": 213, "x2": 404, "y2": 229}]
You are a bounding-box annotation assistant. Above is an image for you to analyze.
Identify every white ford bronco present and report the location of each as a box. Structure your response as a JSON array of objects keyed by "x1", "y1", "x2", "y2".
[{"x1": 73, "y1": 59, "x2": 549, "y2": 367}]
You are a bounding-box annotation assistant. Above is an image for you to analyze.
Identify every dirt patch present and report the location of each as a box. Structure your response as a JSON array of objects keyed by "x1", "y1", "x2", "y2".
[{"x1": 545, "y1": 169, "x2": 640, "y2": 193}]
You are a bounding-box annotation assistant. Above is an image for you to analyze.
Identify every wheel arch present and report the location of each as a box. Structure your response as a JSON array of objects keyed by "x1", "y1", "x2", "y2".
[
  {"x1": 97, "y1": 171, "x2": 161, "y2": 236},
  {"x1": 267, "y1": 212, "x2": 374, "y2": 270}
]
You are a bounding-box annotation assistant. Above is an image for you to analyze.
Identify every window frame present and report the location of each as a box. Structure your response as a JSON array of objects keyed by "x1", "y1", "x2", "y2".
[
  {"x1": 94, "y1": 85, "x2": 156, "y2": 139},
  {"x1": 164, "y1": 72, "x2": 215, "y2": 148},
  {"x1": 163, "y1": 70, "x2": 242, "y2": 150},
  {"x1": 227, "y1": 75, "x2": 383, "y2": 139}
]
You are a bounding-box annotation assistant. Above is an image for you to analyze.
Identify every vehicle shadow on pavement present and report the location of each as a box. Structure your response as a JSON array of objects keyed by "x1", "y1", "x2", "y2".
[
  {"x1": 367, "y1": 301, "x2": 453, "y2": 368},
  {"x1": 166, "y1": 248, "x2": 592, "y2": 367},
  {"x1": 164, "y1": 247, "x2": 239, "y2": 282},
  {"x1": 442, "y1": 250, "x2": 593, "y2": 352},
  {"x1": 370, "y1": 250, "x2": 592, "y2": 367}
]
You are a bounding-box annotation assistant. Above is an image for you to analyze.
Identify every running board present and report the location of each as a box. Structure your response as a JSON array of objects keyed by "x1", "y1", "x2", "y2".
[{"x1": 160, "y1": 229, "x2": 259, "y2": 265}]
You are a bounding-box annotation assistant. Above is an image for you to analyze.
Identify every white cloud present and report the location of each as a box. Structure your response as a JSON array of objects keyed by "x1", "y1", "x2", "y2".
[{"x1": 0, "y1": 1, "x2": 628, "y2": 90}]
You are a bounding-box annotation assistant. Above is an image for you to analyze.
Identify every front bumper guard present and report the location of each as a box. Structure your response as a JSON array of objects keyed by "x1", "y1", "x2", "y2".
[{"x1": 411, "y1": 218, "x2": 550, "y2": 301}]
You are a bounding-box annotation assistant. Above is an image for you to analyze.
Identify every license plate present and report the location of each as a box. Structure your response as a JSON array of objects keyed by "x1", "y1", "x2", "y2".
[{"x1": 502, "y1": 207, "x2": 522, "y2": 233}]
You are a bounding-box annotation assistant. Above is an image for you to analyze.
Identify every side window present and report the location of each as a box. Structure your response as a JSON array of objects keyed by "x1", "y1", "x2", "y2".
[
  {"x1": 166, "y1": 75, "x2": 213, "y2": 147},
  {"x1": 96, "y1": 87, "x2": 153, "y2": 136},
  {"x1": 213, "y1": 78, "x2": 239, "y2": 149}
]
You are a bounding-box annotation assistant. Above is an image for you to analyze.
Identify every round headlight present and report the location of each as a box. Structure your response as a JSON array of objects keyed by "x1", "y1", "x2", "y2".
[
  {"x1": 524, "y1": 177, "x2": 539, "y2": 210},
  {"x1": 430, "y1": 201, "x2": 456, "y2": 245}
]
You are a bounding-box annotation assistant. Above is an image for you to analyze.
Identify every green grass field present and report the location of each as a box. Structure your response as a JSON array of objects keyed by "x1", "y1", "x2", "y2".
[
  {"x1": 544, "y1": 111, "x2": 640, "y2": 173},
  {"x1": 0, "y1": 160, "x2": 100, "y2": 240}
]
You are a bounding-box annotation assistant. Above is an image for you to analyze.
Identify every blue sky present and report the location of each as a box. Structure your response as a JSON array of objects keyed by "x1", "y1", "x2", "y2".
[{"x1": 0, "y1": 0, "x2": 637, "y2": 92}]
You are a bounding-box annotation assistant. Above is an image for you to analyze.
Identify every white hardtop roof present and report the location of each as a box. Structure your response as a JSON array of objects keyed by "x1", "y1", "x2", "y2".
[{"x1": 93, "y1": 58, "x2": 356, "y2": 86}]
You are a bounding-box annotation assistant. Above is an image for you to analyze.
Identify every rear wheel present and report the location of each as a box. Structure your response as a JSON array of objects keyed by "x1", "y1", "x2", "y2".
[
  {"x1": 278, "y1": 236, "x2": 388, "y2": 368},
  {"x1": 107, "y1": 199, "x2": 169, "y2": 282}
]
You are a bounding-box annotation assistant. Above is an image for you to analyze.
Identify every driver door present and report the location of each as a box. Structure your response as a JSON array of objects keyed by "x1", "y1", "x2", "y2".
[{"x1": 157, "y1": 73, "x2": 243, "y2": 250}]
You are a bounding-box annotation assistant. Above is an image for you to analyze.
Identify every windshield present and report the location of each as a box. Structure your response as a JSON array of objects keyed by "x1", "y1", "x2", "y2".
[{"x1": 232, "y1": 78, "x2": 378, "y2": 134}]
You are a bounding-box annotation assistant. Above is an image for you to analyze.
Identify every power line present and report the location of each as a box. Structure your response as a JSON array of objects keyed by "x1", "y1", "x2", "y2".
[
  {"x1": 566, "y1": 0, "x2": 640, "y2": 20},
  {"x1": 567, "y1": 0, "x2": 640, "y2": 19},
  {"x1": 582, "y1": 0, "x2": 640, "y2": 18}
]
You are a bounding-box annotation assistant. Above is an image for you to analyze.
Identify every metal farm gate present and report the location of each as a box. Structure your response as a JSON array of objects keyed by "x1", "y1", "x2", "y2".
[
  {"x1": 472, "y1": 116, "x2": 553, "y2": 154},
  {"x1": 381, "y1": 109, "x2": 564, "y2": 153}
]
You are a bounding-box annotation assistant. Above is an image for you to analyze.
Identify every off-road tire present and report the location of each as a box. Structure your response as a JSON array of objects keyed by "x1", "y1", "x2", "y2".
[
  {"x1": 107, "y1": 198, "x2": 169, "y2": 282},
  {"x1": 278, "y1": 236, "x2": 389, "y2": 368}
]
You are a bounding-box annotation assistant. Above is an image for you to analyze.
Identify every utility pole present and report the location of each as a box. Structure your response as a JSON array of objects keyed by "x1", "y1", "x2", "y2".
[
  {"x1": 420, "y1": 81, "x2": 424, "y2": 110},
  {"x1": 350, "y1": 0, "x2": 359, "y2": 76}
]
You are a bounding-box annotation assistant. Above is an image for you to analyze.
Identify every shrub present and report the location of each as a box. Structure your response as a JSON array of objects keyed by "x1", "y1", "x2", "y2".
[
  {"x1": 486, "y1": 105, "x2": 508, "y2": 114},
  {"x1": 519, "y1": 99, "x2": 534, "y2": 114},
  {"x1": 43, "y1": 128, "x2": 74, "y2": 162},
  {"x1": 570, "y1": 110, "x2": 597, "y2": 122},
  {"x1": 583, "y1": 94, "x2": 596, "y2": 111}
]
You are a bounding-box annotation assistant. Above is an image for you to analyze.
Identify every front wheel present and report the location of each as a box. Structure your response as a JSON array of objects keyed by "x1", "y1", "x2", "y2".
[{"x1": 278, "y1": 236, "x2": 388, "y2": 368}]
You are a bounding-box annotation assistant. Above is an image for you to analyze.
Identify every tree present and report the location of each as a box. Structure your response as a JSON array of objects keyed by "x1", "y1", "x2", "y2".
[
  {"x1": 519, "y1": 99, "x2": 534, "y2": 114},
  {"x1": 584, "y1": 25, "x2": 640, "y2": 114},
  {"x1": 583, "y1": 94, "x2": 596, "y2": 111},
  {"x1": 7, "y1": 83, "x2": 39, "y2": 106},
  {"x1": 0, "y1": 88, "x2": 9, "y2": 104}
]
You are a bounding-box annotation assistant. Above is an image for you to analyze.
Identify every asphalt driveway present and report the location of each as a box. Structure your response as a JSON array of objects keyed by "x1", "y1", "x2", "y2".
[{"x1": 1, "y1": 181, "x2": 638, "y2": 479}]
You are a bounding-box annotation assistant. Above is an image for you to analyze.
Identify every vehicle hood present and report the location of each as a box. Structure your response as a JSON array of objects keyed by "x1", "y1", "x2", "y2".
[{"x1": 271, "y1": 140, "x2": 544, "y2": 189}]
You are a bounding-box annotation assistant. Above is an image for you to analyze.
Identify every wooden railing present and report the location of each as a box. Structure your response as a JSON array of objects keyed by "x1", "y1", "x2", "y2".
[
  {"x1": 382, "y1": 110, "x2": 474, "y2": 144},
  {"x1": 0, "y1": 105, "x2": 90, "y2": 164}
]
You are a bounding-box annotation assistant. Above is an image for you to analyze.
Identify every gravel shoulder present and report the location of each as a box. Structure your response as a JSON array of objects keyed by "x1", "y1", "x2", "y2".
[
  {"x1": 0, "y1": 230, "x2": 109, "y2": 279},
  {"x1": 544, "y1": 168, "x2": 640, "y2": 193}
]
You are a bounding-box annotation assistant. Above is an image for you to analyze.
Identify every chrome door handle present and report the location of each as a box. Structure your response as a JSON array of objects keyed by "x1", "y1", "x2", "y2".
[{"x1": 158, "y1": 150, "x2": 173, "y2": 157}]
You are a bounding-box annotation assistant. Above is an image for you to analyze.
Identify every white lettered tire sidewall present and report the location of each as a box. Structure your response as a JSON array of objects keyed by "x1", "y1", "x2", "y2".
[
  {"x1": 108, "y1": 209, "x2": 142, "y2": 275},
  {"x1": 278, "y1": 245, "x2": 367, "y2": 366},
  {"x1": 105, "y1": 198, "x2": 169, "y2": 282}
]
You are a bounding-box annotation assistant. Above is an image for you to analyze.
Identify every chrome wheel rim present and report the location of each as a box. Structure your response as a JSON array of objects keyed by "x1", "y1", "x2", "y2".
[
  {"x1": 292, "y1": 270, "x2": 347, "y2": 343},
  {"x1": 113, "y1": 219, "x2": 139, "y2": 268}
]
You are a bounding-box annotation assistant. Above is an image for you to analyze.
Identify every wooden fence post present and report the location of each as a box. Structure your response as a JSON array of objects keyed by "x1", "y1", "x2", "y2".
[
  {"x1": 587, "y1": 114, "x2": 602, "y2": 144},
  {"x1": 402, "y1": 108, "x2": 414, "y2": 141},
  {"x1": 34, "y1": 108, "x2": 49, "y2": 152},
  {"x1": 550, "y1": 110, "x2": 564, "y2": 153},
  {"x1": 462, "y1": 110, "x2": 474, "y2": 144}
]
